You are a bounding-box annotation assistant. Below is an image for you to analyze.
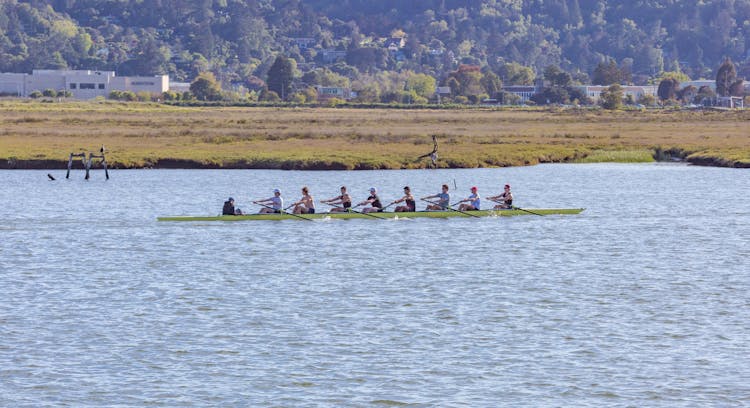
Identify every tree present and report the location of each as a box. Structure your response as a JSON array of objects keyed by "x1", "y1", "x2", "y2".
[
  {"x1": 657, "y1": 78, "x2": 680, "y2": 101},
  {"x1": 406, "y1": 73, "x2": 436, "y2": 98},
  {"x1": 445, "y1": 65, "x2": 483, "y2": 97},
  {"x1": 480, "y1": 70, "x2": 502, "y2": 97},
  {"x1": 190, "y1": 72, "x2": 223, "y2": 101},
  {"x1": 544, "y1": 66, "x2": 572, "y2": 87},
  {"x1": 600, "y1": 84, "x2": 624, "y2": 110},
  {"x1": 266, "y1": 55, "x2": 295, "y2": 100},
  {"x1": 592, "y1": 60, "x2": 625, "y2": 85},
  {"x1": 716, "y1": 58, "x2": 737, "y2": 97},
  {"x1": 498, "y1": 62, "x2": 535, "y2": 85},
  {"x1": 695, "y1": 85, "x2": 716, "y2": 104}
]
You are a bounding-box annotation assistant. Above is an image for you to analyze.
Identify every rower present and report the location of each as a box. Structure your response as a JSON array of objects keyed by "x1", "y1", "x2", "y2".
[
  {"x1": 321, "y1": 186, "x2": 352, "y2": 212},
  {"x1": 292, "y1": 186, "x2": 315, "y2": 214},
  {"x1": 423, "y1": 184, "x2": 450, "y2": 210},
  {"x1": 487, "y1": 184, "x2": 513, "y2": 209},
  {"x1": 392, "y1": 186, "x2": 416, "y2": 212},
  {"x1": 457, "y1": 186, "x2": 481, "y2": 211},
  {"x1": 254, "y1": 189, "x2": 283, "y2": 213},
  {"x1": 222, "y1": 197, "x2": 243, "y2": 215},
  {"x1": 358, "y1": 187, "x2": 383, "y2": 213}
]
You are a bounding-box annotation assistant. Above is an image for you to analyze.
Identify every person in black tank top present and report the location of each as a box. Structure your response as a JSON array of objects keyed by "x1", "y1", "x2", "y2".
[
  {"x1": 359, "y1": 187, "x2": 384, "y2": 213},
  {"x1": 393, "y1": 186, "x2": 416, "y2": 212},
  {"x1": 488, "y1": 184, "x2": 513, "y2": 209},
  {"x1": 321, "y1": 186, "x2": 352, "y2": 212}
]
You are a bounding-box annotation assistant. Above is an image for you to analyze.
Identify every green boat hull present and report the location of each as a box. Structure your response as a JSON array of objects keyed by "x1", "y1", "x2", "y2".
[{"x1": 157, "y1": 208, "x2": 584, "y2": 221}]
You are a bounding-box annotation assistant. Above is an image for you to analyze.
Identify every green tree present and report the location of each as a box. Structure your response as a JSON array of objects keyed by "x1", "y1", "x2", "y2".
[
  {"x1": 657, "y1": 78, "x2": 679, "y2": 101},
  {"x1": 190, "y1": 72, "x2": 223, "y2": 101},
  {"x1": 499, "y1": 62, "x2": 535, "y2": 85},
  {"x1": 592, "y1": 60, "x2": 624, "y2": 85},
  {"x1": 266, "y1": 55, "x2": 295, "y2": 100},
  {"x1": 716, "y1": 58, "x2": 737, "y2": 97},
  {"x1": 480, "y1": 70, "x2": 502, "y2": 97},
  {"x1": 406, "y1": 73, "x2": 436, "y2": 98},
  {"x1": 600, "y1": 84, "x2": 624, "y2": 110}
]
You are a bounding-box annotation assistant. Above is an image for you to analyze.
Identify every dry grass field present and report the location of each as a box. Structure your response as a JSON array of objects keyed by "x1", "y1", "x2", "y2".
[{"x1": 1, "y1": 100, "x2": 748, "y2": 169}]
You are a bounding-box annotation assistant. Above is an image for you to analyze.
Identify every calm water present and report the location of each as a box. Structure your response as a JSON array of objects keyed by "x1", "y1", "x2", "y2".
[{"x1": 1, "y1": 164, "x2": 748, "y2": 407}]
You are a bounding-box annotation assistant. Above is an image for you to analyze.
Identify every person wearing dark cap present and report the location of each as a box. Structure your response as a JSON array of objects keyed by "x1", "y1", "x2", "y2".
[
  {"x1": 222, "y1": 197, "x2": 243, "y2": 215},
  {"x1": 358, "y1": 187, "x2": 383, "y2": 213},
  {"x1": 488, "y1": 184, "x2": 513, "y2": 209},
  {"x1": 457, "y1": 186, "x2": 481, "y2": 211}
]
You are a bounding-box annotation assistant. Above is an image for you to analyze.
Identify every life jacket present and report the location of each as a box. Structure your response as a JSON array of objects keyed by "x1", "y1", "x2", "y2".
[{"x1": 223, "y1": 201, "x2": 235, "y2": 215}]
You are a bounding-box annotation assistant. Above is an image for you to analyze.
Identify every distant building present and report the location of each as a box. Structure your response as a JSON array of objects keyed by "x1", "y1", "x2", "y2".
[
  {"x1": 385, "y1": 37, "x2": 406, "y2": 51},
  {"x1": 577, "y1": 85, "x2": 657, "y2": 102},
  {"x1": 289, "y1": 37, "x2": 316, "y2": 49},
  {"x1": 0, "y1": 69, "x2": 168, "y2": 99},
  {"x1": 502, "y1": 85, "x2": 539, "y2": 103},
  {"x1": 682, "y1": 80, "x2": 716, "y2": 91},
  {"x1": 315, "y1": 86, "x2": 352, "y2": 101},
  {"x1": 319, "y1": 49, "x2": 347, "y2": 63},
  {"x1": 169, "y1": 81, "x2": 191, "y2": 93}
]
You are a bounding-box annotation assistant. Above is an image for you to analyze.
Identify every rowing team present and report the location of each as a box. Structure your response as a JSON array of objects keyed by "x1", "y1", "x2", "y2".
[{"x1": 223, "y1": 184, "x2": 513, "y2": 215}]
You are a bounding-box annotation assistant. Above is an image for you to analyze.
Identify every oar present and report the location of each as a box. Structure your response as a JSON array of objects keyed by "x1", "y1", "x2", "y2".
[
  {"x1": 512, "y1": 206, "x2": 544, "y2": 216},
  {"x1": 420, "y1": 198, "x2": 480, "y2": 218},
  {"x1": 380, "y1": 202, "x2": 396, "y2": 212},
  {"x1": 322, "y1": 201, "x2": 345, "y2": 212},
  {"x1": 487, "y1": 198, "x2": 543, "y2": 216},
  {"x1": 254, "y1": 201, "x2": 313, "y2": 221},
  {"x1": 348, "y1": 203, "x2": 387, "y2": 220}
]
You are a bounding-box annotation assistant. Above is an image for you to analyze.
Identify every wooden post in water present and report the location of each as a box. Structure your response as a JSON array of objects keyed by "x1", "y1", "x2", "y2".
[
  {"x1": 85, "y1": 152, "x2": 109, "y2": 180},
  {"x1": 66, "y1": 152, "x2": 87, "y2": 179}
]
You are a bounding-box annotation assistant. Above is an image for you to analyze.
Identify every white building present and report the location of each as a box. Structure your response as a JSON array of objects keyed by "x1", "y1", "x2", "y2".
[
  {"x1": 0, "y1": 69, "x2": 168, "y2": 99},
  {"x1": 578, "y1": 85, "x2": 657, "y2": 102}
]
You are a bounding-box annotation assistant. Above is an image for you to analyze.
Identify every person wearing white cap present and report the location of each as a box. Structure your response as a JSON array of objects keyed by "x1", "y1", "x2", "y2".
[
  {"x1": 254, "y1": 189, "x2": 284, "y2": 213},
  {"x1": 321, "y1": 185, "x2": 352, "y2": 212},
  {"x1": 358, "y1": 187, "x2": 383, "y2": 213}
]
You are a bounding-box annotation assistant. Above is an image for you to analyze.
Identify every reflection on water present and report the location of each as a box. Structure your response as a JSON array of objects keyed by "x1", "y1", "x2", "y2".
[{"x1": 1, "y1": 164, "x2": 748, "y2": 406}]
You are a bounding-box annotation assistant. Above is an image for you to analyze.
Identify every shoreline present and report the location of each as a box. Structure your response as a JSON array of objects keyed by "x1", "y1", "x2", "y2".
[
  {"x1": 2, "y1": 103, "x2": 748, "y2": 170},
  {"x1": 3, "y1": 150, "x2": 748, "y2": 170}
]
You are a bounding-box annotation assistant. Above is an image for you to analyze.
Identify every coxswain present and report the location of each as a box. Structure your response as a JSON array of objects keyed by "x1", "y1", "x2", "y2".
[
  {"x1": 222, "y1": 197, "x2": 243, "y2": 215},
  {"x1": 392, "y1": 186, "x2": 416, "y2": 212},
  {"x1": 488, "y1": 184, "x2": 513, "y2": 209},
  {"x1": 292, "y1": 186, "x2": 315, "y2": 214},
  {"x1": 457, "y1": 186, "x2": 481, "y2": 211},
  {"x1": 321, "y1": 186, "x2": 352, "y2": 212},
  {"x1": 358, "y1": 187, "x2": 383, "y2": 213},
  {"x1": 423, "y1": 184, "x2": 450, "y2": 210},
  {"x1": 254, "y1": 189, "x2": 283, "y2": 213}
]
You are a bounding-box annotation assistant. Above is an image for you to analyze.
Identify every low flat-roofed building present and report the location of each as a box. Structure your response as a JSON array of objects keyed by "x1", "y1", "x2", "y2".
[
  {"x1": 0, "y1": 69, "x2": 168, "y2": 99},
  {"x1": 578, "y1": 85, "x2": 657, "y2": 102}
]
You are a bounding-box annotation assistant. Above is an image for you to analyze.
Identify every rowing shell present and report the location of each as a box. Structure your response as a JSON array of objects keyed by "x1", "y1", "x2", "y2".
[{"x1": 157, "y1": 208, "x2": 584, "y2": 221}]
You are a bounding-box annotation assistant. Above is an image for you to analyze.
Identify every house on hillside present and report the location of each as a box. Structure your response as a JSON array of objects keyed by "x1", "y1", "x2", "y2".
[
  {"x1": 315, "y1": 86, "x2": 353, "y2": 101},
  {"x1": 289, "y1": 37, "x2": 316, "y2": 49},
  {"x1": 384, "y1": 37, "x2": 406, "y2": 61},
  {"x1": 319, "y1": 49, "x2": 347, "y2": 63}
]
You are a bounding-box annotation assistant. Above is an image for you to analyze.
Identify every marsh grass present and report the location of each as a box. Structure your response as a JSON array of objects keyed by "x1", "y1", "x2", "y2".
[{"x1": 1, "y1": 101, "x2": 748, "y2": 169}]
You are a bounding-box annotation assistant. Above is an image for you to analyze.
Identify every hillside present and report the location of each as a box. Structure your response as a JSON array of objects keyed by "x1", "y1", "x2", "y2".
[{"x1": 1, "y1": 0, "x2": 749, "y2": 88}]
